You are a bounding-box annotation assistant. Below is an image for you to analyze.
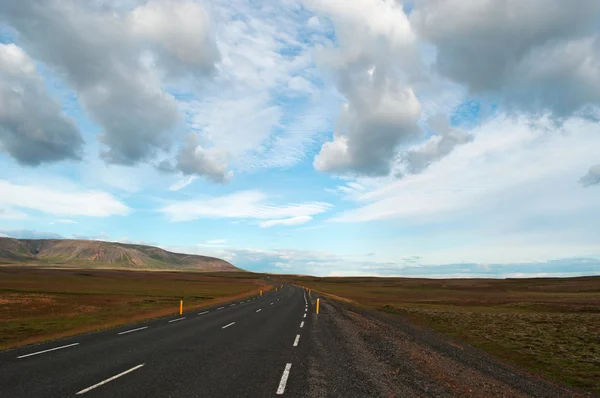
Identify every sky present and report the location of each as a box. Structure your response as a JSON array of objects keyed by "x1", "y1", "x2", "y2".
[{"x1": 0, "y1": 0, "x2": 599, "y2": 278}]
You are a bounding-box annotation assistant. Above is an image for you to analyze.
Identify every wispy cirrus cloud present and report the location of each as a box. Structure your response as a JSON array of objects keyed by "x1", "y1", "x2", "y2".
[{"x1": 159, "y1": 190, "x2": 332, "y2": 223}]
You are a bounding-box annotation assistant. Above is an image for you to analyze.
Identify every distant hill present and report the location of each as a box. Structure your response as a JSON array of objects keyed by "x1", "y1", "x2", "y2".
[{"x1": 0, "y1": 238, "x2": 241, "y2": 272}]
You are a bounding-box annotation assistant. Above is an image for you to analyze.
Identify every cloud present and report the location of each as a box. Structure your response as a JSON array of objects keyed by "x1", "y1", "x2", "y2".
[
  {"x1": 0, "y1": 43, "x2": 83, "y2": 165},
  {"x1": 0, "y1": 0, "x2": 217, "y2": 166},
  {"x1": 308, "y1": 0, "x2": 423, "y2": 176},
  {"x1": 579, "y1": 164, "x2": 600, "y2": 187},
  {"x1": 174, "y1": 134, "x2": 232, "y2": 183},
  {"x1": 168, "y1": 175, "x2": 198, "y2": 191},
  {"x1": 159, "y1": 190, "x2": 331, "y2": 222},
  {"x1": 259, "y1": 215, "x2": 312, "y2": 228},
  {"x1": 0, "y1": 180, "x2": 130, "y2": 217},
  {"x1": 403, "y1": 114, "x2": 473, "y2": 174},
  {"x1": 56, "y1": 219, "x2": 78, "y2": 224},
  {"x1": 333, "y1": 115, "x2": 600, "y2": 224},
  {"x1": 411, "y1": 0, "x2": 600, "y2": 118},
  {"x1": 129, "y1": 0, "x2": 219, "y2": 79}
]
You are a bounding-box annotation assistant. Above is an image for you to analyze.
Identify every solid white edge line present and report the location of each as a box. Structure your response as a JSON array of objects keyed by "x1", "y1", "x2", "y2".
[
  {"x1": 17, "y1": 343, "x2": 79, "y2": 359},
  {"x1": 198, "y1": 311, "x2": 209, "y2": 315},
  {"x1": 222, "y1": 322, "x2": 235, "y2": 329},
  {"x1": 256, "y1": 309, "x2": 262, "y2": 312},
  {"x1": 76, "y1": 364, "x2": 145, "y2": 395},
  {"x1": 276, "y1": 363, "x2": 292, "y2": 395},
  {"x1": 168, "y1": 317, "x2": 185, "y2": 323},
  {"x1": 293, "y1": 334, "x2": 300, "y2": 347},
  {"x1": 118, "y1": 326, "x2": 148, "y2": 335},
  {"x1": 300, "y1": 321, "x2": 304, "y2": 328}
]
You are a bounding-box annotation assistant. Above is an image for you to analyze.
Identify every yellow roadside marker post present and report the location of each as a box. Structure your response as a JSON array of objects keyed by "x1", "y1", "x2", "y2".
[
  {"x1": 316, "y1": 298, "x2": 320, "y2": 314},
  {"x1": 260, "y1": 290, "x2": 263, "y2": 296},
  {"x1": 180, "y1": 300, "x2": 183, "y2": 315}
]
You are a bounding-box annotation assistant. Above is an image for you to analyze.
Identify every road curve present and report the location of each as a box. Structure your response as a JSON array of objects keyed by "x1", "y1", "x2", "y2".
[{"x1": 0, "y1": 285, "x2": 310, "y2": 397}]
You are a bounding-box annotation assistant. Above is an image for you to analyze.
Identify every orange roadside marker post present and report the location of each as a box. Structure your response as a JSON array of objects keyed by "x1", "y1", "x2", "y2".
[
  {"x1": 180, "y1": 300, "x2": 183, "y2": 315},
  {"x1": 316, "y1": 298, "x2": 320, "y2": 314}
]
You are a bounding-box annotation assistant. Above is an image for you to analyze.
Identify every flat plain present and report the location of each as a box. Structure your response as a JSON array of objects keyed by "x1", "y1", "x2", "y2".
[
  {"x1": 278, "y1": 275, "x2": 600, "y2": 395},
  {"x1": 0, "y1": 266, "x2": 268, "y2": 350}
]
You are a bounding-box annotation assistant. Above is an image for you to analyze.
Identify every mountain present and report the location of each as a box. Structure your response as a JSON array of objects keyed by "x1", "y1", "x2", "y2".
[{"x1": 0, "y1": 238, "x2": 241, "y2": 272}]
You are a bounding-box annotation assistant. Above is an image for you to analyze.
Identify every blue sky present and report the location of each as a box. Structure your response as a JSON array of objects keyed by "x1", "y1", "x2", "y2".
[{"x1": 0, "y1": 0, "x2": 599, "y2": 277}]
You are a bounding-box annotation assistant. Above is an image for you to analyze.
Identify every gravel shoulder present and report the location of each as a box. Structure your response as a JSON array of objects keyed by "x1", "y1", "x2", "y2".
[{"x1": 307, "y1": 297, "x2": 595, "y2": 398}]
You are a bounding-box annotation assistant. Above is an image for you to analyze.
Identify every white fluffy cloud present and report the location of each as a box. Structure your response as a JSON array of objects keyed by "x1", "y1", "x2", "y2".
[
  {"x1": 0, "y1": 0, "x2": 220, "y2": 180},
  {"x1": 159, "y1": 190, "x2": 331, "y2": 223},
  {"x1": 309, "y1": 0, "x2": 422, "y2": 176},
  {"x1": 0, "y1": 180, "x2": 129, "y2": 217},
  {"x1": 0, "y1": 43, "x2": 83, "y2": 165},
  {"x1": 130, "y1": 0, "x2": 219, "y2": 79}
]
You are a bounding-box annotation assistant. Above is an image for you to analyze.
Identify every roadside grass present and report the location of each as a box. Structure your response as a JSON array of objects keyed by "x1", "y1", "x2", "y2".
[
  {"x1": 279, "y1": 275, "x2": 600, "y2": 394},
  {"x1": 0, "y1": 267, "x2": 268, "y2": 350}
]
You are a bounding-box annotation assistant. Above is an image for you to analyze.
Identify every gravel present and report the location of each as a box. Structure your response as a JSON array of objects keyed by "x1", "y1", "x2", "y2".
[{"x1": 305, "y1": 298, "x2": 595, "y2": 398}]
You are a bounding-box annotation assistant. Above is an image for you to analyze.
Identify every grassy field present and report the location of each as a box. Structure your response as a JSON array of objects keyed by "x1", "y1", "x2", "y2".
[
  {"x1": 277, "y1": 275, "x2": 600, "y2": 394},
  {"x1": 0, "y1": 267, "x2": 269, "y2": 350}
]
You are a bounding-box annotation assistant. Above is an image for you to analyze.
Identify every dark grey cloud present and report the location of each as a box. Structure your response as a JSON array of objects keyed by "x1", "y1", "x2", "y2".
[
  {"x1": 579, "y1": 164, "x2": 600, "y2": 187},
  {"x1": 411, "y1": 0, "x2": 600, "y2": 118},
  {"x1": 175, "y1": 134, "x2": 232, "y2": 183},
  {"x1": 0, "y1": 0, "x2": 219, "y2": 167},
  {"x1": 403, "y1": 114, "x2": 472, "y2": 174},
  {"x1": 0, "y1": 43, "x2": 83, "y2": 165}
]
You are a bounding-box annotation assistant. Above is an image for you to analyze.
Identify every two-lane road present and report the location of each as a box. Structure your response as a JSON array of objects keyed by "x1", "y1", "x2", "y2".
[{"x1": 0, "y1": 285, "x2": 312, "y2": 397}]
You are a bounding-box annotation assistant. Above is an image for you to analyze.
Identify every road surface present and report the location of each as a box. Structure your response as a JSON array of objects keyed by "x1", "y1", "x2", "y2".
[
  {"x1": 0, "y1": 284, "x2": 589, "y2": 397},
  {"x1": 0, "y1": 285, "x2": 310, "y2": 397}
]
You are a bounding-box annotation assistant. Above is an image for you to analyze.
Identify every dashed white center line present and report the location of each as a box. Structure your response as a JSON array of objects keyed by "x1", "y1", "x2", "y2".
[
  {"x1": 303, "y1": 313, "x2": 306, "y2": 318},
  {"x1": 17, "y1": 343, "x2": 79, "y2": 359},
  {"x1": 76, "y1": 364, "x2": 144, "y2": 395},
  {"x1": 230, "y1": 304, "x2": 236, "y2": 307},
  {"x1": 256, "y1": 309, "x2": 262, "y2": 312},
  {"x1": 217, "y1": 307, "x2": 225, "y2": 310},
  {"x1": 300, "y1": 321, "x2": 304, "y2": 328},
  {"x1": 222, "y1": 322, "x2": 235, "y2": 329},
  {"x1": 276, "y1": 363, "x2": 292, "y2": 395},
  {"x1": 270, "y1": 302, "x2": 274, "y2": 305},
  {"x1": 118, "y1": 326, "x2": 148, "y2": 335},
  {"x1": 293, "y1": 334, "x2": 300, "y2": 347},
  {"x1": 168, "y1": 317, "x2": 185, "y2": 323},
  {"x1": 198, "y1": 311, "x2": 209, "y2": 316}
]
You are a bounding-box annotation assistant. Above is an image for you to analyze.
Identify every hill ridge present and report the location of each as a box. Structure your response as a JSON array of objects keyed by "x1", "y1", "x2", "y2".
[{"x1": 0, "y1": 237, "x2": 241, "y2": 272}]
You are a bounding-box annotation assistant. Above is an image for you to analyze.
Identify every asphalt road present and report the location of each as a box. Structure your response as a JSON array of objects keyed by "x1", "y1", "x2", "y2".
[{"x1": 0, "y1": 284, "x2": 312, "y2": 397}]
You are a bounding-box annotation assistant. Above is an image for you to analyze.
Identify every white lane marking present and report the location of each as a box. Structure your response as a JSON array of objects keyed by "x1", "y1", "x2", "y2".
[
  {"x1": 118, "y1": 326, "x2": 148, "y2": 335},
  {"x1": 300, "y1": 321, "x2": 304, "y2": 328},
  {"x1": 293, "y1": 334, "x2": 300, "y2": 347},
  {"x1": 222, "y1": 322, "x2": 235, "y2": 329},
  {"x1": 230, "y1": 304, "x2": 236, "y2": 307},
  {"x1": 270, "y1": 302, "x2": 274, "y2": 305},
  {"x1": 76, "y1": 364, "x2": 144, "y2": 395},
  {"x1": 198, "y1": 311, "x2": 209, "y2": 315},
  {"x1": 217, "y1": 307, "x2": 225, "y2": 310},
  {"x1": 276, "y1": 363, "x2": 292, "y2": 395},
  {"x1": 17, "y1": 343, "x2": 79, "y2": 359},
  {"x1": 168, "y1": 317, "x2": 185, "y2": 323},
  {"x1": 303, "y1": 313, "x2": 306, "y2": 318},
  {"x1": 256, "y1": 309, "x2": 262, "y2": 312}
]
